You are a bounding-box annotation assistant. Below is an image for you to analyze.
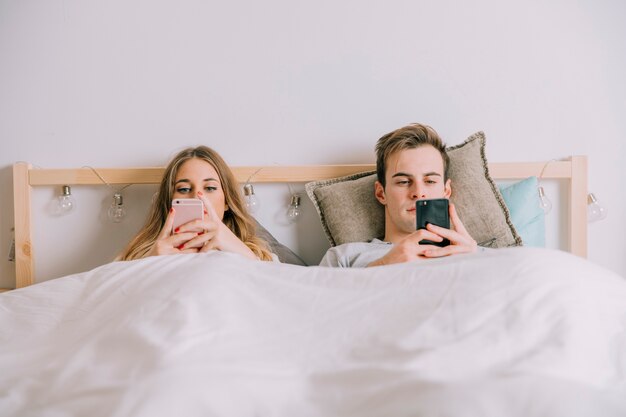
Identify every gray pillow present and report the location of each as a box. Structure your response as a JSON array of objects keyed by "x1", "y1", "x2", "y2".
[
  {"x1": 254, "y1": 220, "x2": 307, "y2": 265},
  {"x1": 305, "y1": 131, "x2": 522, "y2": 248}
]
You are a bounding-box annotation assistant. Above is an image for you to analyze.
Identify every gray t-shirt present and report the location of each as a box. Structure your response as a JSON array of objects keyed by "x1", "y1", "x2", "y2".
[
  {"x1": 319, "y1": 239, "x2": 490, "y2": 268},
  {"x1": 319, "y1": 239, "x2": 392, "y2": 268}
]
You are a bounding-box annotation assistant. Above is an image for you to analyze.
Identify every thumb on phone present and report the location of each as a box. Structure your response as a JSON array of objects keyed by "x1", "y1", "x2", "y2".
[
  {"x1": 197, "y1": 191, "x2": 220, "y2": 221},
  {"x1": 449, "y1": 203, "x2": 469, "y2": 235}
]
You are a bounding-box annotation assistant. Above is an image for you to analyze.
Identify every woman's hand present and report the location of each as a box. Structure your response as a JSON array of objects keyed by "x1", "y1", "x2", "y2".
[
  {"x1": 170, "y1": 191, "x2": 257, "y2": 260},
  {"x1": 145, "y1": 207, "x2": 202, "y2": 257}
]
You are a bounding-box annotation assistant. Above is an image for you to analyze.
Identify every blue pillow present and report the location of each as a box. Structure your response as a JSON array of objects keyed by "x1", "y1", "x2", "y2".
[{"x1": 498, "y1": 176, "x2": 545, "y2": 247}]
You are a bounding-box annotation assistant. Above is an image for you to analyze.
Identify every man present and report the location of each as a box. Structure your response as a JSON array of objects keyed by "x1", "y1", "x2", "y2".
[{"x1": 319, "y1": 123, "x2": 477, "y2": 267}]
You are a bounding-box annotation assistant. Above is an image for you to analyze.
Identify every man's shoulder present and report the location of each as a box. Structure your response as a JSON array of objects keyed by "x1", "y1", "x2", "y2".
[
  {"x1": 329, "y1": 238, "x2": 389, "y2": 252},
  {"x1": 320, "y1": 239, "x2": 392, "y2": 268}
]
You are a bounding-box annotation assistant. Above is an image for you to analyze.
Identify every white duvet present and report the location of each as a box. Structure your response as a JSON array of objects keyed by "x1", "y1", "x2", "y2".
[{"x1": 1, "y1": 247, "x2": 625, "y2": 417}]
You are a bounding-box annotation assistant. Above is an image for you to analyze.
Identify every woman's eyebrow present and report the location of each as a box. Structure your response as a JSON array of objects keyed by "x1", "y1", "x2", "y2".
[{"x1": 175, "y1": 177, "x2": 219, "y2": 184}]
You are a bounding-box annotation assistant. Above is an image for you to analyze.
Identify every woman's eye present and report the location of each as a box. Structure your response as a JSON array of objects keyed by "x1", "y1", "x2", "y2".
[
  {"x1": 205, "y1": 186, "x2": 218, "y2": 192},
  {"x1": 176, "y1": 187, "x2": 191, "y2": 193}
]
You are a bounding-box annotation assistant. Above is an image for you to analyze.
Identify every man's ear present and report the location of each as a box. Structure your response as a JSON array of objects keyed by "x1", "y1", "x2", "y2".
[
  {"x1": 444, "y1": 178, "x2": 452, "y2": 198},
  {"x1": 375, "y1": 181, "x2": 387, "y2": 205}
]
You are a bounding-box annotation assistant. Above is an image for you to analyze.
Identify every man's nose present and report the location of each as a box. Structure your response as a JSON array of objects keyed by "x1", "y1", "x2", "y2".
[{"x1": 410, "y1": 184, "x2": 426, "y2": 200}]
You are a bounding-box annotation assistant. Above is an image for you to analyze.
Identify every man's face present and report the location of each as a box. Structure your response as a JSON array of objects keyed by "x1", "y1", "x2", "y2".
[{"x1": 375, "y1": 145, "x2": 451, "y2": 239}]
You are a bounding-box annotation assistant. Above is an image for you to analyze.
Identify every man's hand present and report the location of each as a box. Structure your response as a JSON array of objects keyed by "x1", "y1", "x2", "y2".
[
  {"x1": 420, "y1": 203, "x2": 477, "y2": 258},
  {"x1": 367, "y1": 203, "x2": 477, "y2": 266}
]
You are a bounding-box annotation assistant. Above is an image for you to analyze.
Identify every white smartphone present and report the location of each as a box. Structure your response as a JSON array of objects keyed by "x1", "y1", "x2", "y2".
[{"x1": 171, "y1": 198, "x2": 204, "y2": 232}]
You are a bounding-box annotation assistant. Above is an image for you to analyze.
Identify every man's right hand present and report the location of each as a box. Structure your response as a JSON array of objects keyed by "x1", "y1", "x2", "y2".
[
  {"x1": 367, "y1": 203, "x2": 477, "y2": 267},
  {"x1": 366, "y1": 229, "x2": 444, "y2": 267}
]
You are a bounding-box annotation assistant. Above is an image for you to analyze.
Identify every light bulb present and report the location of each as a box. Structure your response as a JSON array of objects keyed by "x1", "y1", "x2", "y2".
[
  {"x1": 54, "y1": 185, "x2": 75, "y2": 215},
  {"x1": 243, "y1": 183, "x2": 260, "y2": 214},
  {"x1": 286, "y1": 194, "x2": 302, "y2": 223},
  {"x1": 587, "y1": 193, "x2": 607, "y2": 223},
  {"x1": 538, "y1": 186, "x2": 552, "y2": 214},
  {"x1": 107, "y1": 193, "x2": 126, "y2": 223}
]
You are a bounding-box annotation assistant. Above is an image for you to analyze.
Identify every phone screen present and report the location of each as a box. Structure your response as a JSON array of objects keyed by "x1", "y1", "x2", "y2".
[
  {"x1": 171, "y1": 199, "x2": 204, "y2": 232},
  {"x1": 416, "y1": 198, "x2": 450, "y2": 247}
]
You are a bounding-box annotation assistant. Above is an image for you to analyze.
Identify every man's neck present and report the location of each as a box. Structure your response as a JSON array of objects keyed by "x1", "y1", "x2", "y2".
[{"x1": 382, "y1": 228, "x2": 411, "y2": 244}]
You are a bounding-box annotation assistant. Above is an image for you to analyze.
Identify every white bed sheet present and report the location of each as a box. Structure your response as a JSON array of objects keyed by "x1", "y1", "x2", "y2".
[{"x1": 1, "y1": 247, "x2": 625, "y2": 417}]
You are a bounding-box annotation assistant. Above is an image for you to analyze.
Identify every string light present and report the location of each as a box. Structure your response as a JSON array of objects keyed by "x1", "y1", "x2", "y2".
[
  {"x1": 286, "y1": 194, "x2": 302, "y2": 223},
  {"x1": 243, "y1": 168, "x2": 263, "y2": 215},
  {"x1": 54, "y1": 185, "x2": 76, "y2": 215},
  {"x1": 107, "y1": 192, "x2": 126, "y2": 223},
  {"x1": 84, "y1": 166, "x2": 131, "y2": 223},
  {"x1": 587, "y1": 193, "x2": 607, "y2": 223},
  {"x1": 243, "y1": 184, "x2": 261, "y2": 214},
  {"x1": 537, "y1": 186, "x2": 553, "y2": 214},
  {"x1": 537, "y1": 159, "x2": 556, "y2": 215}
]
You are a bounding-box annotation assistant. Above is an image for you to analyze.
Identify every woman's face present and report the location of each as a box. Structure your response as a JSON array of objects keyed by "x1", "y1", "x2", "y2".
[{"x1": 172, "y1": 158, "x2": 227, "y2": 220}]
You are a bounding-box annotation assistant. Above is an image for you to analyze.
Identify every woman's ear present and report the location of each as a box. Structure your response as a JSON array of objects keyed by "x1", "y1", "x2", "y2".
[{"x1": 375, "y1": 181, "x2": 387, "y2": 205}]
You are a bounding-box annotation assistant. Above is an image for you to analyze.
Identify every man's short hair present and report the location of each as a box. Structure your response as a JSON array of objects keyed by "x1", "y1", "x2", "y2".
[{"x1": 375, "y1": 123, "x2": 449, "y2": 187}]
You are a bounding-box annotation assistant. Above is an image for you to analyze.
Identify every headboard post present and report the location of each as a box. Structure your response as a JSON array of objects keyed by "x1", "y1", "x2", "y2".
[
  {"x1": 13, "y1": 162, "x2": 35, "y2": 288},
  {"x1": 569, "y1": 156, "x2": 588, "y2": 258}
]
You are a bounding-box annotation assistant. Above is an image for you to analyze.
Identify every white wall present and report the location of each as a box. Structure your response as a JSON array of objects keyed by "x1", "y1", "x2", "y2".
[{"x1": 1, "y1": 0, "x2": 625, "y2": 286}]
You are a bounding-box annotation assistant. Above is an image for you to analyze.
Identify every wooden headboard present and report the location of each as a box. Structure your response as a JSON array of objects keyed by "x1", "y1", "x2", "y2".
[{"x1": 10, "y1": 156, "x2": 588, "y2": 290}]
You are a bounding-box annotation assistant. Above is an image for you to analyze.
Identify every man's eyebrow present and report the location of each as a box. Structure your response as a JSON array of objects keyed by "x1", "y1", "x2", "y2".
[
  {"x1": 391, "y1": 172, "x2": 442, "y2": 178},
  {"x1": 391, "y1": 172, "x2": 414, "y2": 178}
]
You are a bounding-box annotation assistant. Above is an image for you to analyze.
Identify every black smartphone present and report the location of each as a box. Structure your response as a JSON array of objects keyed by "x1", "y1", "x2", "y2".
[{"x1": 416, "y1": 198, "x2": 450, "y2": 247}]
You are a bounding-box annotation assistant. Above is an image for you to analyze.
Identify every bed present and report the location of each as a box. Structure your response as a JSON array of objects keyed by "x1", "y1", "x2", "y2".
[{"x1": 3, "y1": 148, "x2": 626, "y2": 416}]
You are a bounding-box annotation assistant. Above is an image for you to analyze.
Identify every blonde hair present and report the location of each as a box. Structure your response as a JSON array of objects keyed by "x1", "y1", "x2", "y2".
[{"x1": 118, "y1": 146, "x2": 273, "y2": 261}]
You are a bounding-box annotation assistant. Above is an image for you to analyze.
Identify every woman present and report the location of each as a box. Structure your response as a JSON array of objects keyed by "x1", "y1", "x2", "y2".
[{"x1": 118, "y1": 146, "x2": 274, "y2": 261}]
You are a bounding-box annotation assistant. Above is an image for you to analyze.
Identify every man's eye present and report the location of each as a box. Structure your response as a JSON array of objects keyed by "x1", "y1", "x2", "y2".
[
  {"x1": 396, "y1": 180, "x2": 410, "y2": 185},
  {"x1": 426, "y1": 180, "x2": 437, "y2": 184}
]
